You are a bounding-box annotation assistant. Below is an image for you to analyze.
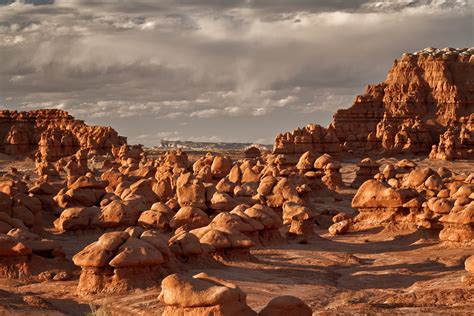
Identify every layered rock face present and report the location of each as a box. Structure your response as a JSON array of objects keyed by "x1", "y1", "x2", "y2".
[
  {"x1": 0, "y1": 109, "x2": 126, "y2": 160},
  {"x1": 273, "y1": 47, "x2": 474, "y2": 159}
]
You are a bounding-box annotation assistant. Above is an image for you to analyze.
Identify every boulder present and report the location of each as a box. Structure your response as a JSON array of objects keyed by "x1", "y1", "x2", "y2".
[{"x1": 159, "y1": 273, "x2": 256, "y2": 316}]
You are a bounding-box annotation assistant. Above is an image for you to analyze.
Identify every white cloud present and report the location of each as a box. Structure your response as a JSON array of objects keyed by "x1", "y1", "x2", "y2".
[{"x1": 0, "y1": 0, "x2": 471, "y2": 145}]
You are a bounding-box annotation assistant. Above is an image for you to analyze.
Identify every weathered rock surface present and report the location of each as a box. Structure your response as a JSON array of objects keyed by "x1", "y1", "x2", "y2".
[
  {"x1": 73, "y1": 229, "x2": 172, "y2": 295},
  {"x1": 0, "y1": 109, "x2": 126, "y2": 160},
  {"x1": 273, "y1": 48, "x2": 474, "y2": 158},
  {"x1": 159, "y1": 273, "x2": 256, "y2": 316}
]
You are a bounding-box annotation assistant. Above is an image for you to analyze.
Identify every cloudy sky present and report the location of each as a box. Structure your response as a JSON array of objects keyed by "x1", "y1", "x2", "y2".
[{"x1": 0, "y1": 0, "x2": 472, "y2": 145}]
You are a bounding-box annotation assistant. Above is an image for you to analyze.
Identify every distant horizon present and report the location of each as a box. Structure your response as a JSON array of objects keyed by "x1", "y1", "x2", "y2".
[{"x1": 1, "y1": 0, "x2": 472, "y2": 146}]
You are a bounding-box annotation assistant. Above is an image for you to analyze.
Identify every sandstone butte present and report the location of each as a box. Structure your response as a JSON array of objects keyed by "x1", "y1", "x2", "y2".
[{"x1": 273, "y1": 47, "x2": 473, "y2": 161}]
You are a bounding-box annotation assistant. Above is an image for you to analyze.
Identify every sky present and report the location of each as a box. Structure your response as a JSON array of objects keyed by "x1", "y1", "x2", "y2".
[{"x1": 0, "y1": 0, "x2": 472, "y2": 146}]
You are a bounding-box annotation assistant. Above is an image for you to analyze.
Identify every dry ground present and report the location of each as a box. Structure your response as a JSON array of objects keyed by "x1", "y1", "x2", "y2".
[{"x1": 0, "y1": 153, "x2": 473, "y2": 315}]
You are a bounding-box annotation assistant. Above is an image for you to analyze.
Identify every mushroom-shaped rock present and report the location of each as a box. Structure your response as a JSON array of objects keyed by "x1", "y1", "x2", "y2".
[
  {"x1": 322, "y1": 162, "x2": 344, "y2": 190},
  {"x1": 282, "y1": 202, "x2": 316, "y2": 237},
  {"x1": 169, "y1": 232, "x2": 203, "y2": 257},
  {"x1": 170, "y1": 207, "x2": 210, "y2": 230},
  {"x1": 245, "y1": 204, "x2": 282, "y2": 230},
  {"x1": 439, "y1": 204, "x2": 474, "y2": 242},
  {"x1": 109, "y1": 237, "x2": 164, "y2": 268},
  {"x1": 54, "y1": 206, "x2": 100, "y2": 231},
  {"x1": 73, "y1": 230, "x2": 171, "y2": 295},
  {"x1": 314, "y1": 154, "x2": 333, "y2": 170},
  {"x1": 352, "y1": 158, "x2": 380, "y2": 188},
  {"x1": 192, "y1": 227, "x2": 255, "y2": 252},
  {"x1": 138, "y1": 203, "x2": 175, "y2": 230},
  {"x1": 352, "y1": 180, "x2": 406, "y2": 209},
  {"x1": 296, "y1": 151, "x2": 315, "y2": 172},
  {"x1": 210, "y1": 212, "x2": 254, "y2": 233},
  {"x1": 159, "y1": 273, "x2": 256, "y2": 316},
  {"x1": 211, "y1": 156, "x2": 233, "y2": 179},
  {"x1": 73, "y1": 231, "x2": 129, "y2": 267},
  {"x1": 209, "y1": 191, "x2": 237, "y2": 212}
]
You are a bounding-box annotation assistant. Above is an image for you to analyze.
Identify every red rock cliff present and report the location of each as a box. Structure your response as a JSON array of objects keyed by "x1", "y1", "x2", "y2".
[{"x1": 273, "y1": 47, "x2": 474, "y2": 159}]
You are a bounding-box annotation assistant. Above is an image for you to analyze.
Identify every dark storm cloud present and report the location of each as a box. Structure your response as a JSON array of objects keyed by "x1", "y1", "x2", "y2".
[{"x1": 0, "y1": 0, "x2": 471, "y2": 145}]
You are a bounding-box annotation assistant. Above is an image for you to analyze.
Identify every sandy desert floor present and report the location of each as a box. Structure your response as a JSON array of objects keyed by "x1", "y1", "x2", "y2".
[{"x1": 0, "y1": 154, "x2": 473, "y2": 315}]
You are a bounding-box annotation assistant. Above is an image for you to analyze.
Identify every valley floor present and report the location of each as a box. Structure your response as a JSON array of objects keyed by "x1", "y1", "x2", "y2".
[{"x1": 0, "y1": 154, "x2": 473, "y2": 315}]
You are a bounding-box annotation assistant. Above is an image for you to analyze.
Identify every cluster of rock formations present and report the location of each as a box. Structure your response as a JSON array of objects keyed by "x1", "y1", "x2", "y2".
[
  {"x1": 345, "y1": 160, "x2": 473, "y2": 242},
  {"x1": 0, "y1": 137, "x2": 333, "y2": 297},
  {"x1": 296, "y1": 152, "x2": 345, "y2": 191},
  {"x1": 0, "y1": 109, "x2": 126, "y2": 160},
  {"x1": 59, "y1": 146, "x2": 331, "y2": 293},
  {"x1": 0, "y1": 178, "x2": 43, "y2": 233},
  {"x1": 274, "y1": 47, "x2": 474, "y2": 160}
]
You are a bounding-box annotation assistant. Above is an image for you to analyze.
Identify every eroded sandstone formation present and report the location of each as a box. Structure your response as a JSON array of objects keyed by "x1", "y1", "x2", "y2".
[
  {"x1": 158, "y1": 272, "x2": 312, "y2": 316},
  {"x1": 73, "y1": 229, "x2": 173, "y2": 295},
  {"x1": 273, "y1": 47, "x2": 474, "y2": 159},
  {"x1": 159, "y1": 273, "x2": 256, "y2": 315},
  {"x1": 0, "y1": 229, "x2": 64, "y2": 278},
  {"x1": 0, "y1": 109, "x2": 126, "y2": 160},
  {"x1": 348, "y1": 159, "x2": 473, "y2": 240},
  {"x1": 429, "y1": 114, "x2": 474, "y2": 160}
]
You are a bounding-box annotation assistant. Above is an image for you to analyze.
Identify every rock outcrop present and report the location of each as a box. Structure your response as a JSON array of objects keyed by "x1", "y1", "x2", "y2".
[
  {"x1": 273, "y1": 47, "x2": 474, "y2": 159},
  {"x1": 0, "y1": 230, "x2": 64, "y2": 278},
  {"x1": 349, "y1": 160, "x2": 473, "y2": 238},
  {"x1": 429, "y1": 114, "x2": 473, "y2": 160},
  {"x1": 159, "y1": 273, "x2": 256, "y2": 316},
  {"x1": 0, "y1": 109, "x2": 126, "y2": 160},
  {"x1": 73, "y1": 229, "x2": 173, "y2": 295}
]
